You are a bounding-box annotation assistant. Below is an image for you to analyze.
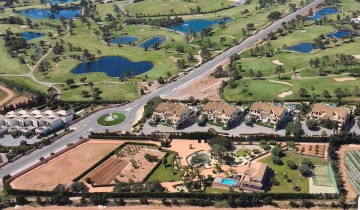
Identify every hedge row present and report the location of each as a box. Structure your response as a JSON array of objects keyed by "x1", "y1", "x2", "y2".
[
  {"x1": 88, "y1": 135, "x2": 157, "y2": 141},
  {"x1": 142, "y1": 151, "x2": 170, "y2": 182}
]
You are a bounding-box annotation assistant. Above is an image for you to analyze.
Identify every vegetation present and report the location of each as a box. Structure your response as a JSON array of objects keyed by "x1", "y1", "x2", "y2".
[
  {"x1": 96, "y1": 113, "x2": 126, "y2": 126},
  {"x1": 147, "y1": 153, "x2": 183, "y2": 182}
]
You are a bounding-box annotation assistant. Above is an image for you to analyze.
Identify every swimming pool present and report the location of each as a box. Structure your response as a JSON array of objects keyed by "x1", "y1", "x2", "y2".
[{"x1": 221, "y1": 178, "x2": 237, "y2": 186}]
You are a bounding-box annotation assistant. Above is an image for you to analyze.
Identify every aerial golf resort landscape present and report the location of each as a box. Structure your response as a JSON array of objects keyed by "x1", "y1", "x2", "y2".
[{"x1": 0, "y1": 0, "x2": 359, "y2": 208}]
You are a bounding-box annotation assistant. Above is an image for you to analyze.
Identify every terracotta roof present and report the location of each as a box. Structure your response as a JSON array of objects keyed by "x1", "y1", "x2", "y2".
[
  {"x1": 202, "y1": 102, "x2": 238, "y2": 116},
  {"x1": 154, "y1": 102, "x2": 188, "y2": 117},
  {"x1": 252, "y1": 163, "x2": 268, "y2": 182},
  {"x1": 250, "y1": 102, "x2": 286, "y2": 116},
  {"x1": 311, "y1": 103, "x2": 349, "y2": 119}
]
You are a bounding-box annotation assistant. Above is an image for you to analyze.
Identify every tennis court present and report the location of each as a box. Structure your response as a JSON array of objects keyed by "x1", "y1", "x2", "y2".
[{"x1": 312, "y1": 165, "x2": 333, "y2": 187}]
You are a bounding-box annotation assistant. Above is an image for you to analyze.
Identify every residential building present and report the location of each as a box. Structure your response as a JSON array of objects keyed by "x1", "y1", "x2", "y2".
[
  {"x1": 0, "y1": 109, "x2": 75, "y2": 136},
  {"x1": 309, "y1": 103, "x2": 350, "y2": 129},
  {"x1": 238, "y1": 162, "x2": 268, "y2": 192},
  {"x1": 152, "y1": 102, "x2": 192, "y2": 129},
  {"x1": 351, "y1": 16, "x2": 360, "y2": 24},
  {"x1": 200, "y1": 102, "x2": 241, "y2": 127},
  {"x1": 248, "y1": 102, "x2": 287, "y2": 128}
]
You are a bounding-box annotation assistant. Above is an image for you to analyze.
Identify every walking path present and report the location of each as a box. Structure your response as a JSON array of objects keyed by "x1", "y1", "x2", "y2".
[{"x1": 0, "y1": 85, "x2": 15, "y2": 107}]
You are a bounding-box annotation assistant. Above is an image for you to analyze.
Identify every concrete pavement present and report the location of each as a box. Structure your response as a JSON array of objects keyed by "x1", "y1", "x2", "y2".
[{"x1": 0, "y1": 0, "x2": 324, "y2": 179}]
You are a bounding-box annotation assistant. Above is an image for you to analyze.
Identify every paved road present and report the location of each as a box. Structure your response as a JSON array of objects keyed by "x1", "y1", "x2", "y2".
[{"x1": 0, "y1": 0, "x2": 323, "y2": 178}]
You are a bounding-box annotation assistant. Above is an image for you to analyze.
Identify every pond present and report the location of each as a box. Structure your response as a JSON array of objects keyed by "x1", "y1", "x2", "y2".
[
  {"x1": 187, "y1": 151, "x2": 211, "y2": 166},
  {"x1": 165, "y1": 18, "x2": 233, "y2": 35},
  {"x1": 22, "y1": 31, "x2": 46, "y2": 41},
  {"x1": 326, "y1": 30, "x2": 350, "y2": 38},
  {"x1": 17, "y1": 8, "x2": 80, "y2": 19},
  {"x1": 71, "y1": 56, "x2": 154, "y2": 77},
  {"x1": 42, "y1": 0, "x2": 77, "y2": 4},
  {"x1": 309, "y1": 7, "x2": 338, "y2": 20},
  {"x1": 286, "y1": 42, "x2": 320, "y2": 53},
  {"x1": 138, "y1": 36, "x2": 166, "y2": 49},
  {"x1": 109, "y1": 36, "x2": 139, "y2": 45}
]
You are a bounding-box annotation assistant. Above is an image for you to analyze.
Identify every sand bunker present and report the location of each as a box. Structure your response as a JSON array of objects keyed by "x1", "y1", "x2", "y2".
[
  {"x1": 140, "y1": 29, "x2": 145, "y2": 32},
  {"x1": 272, "y1": 60, "x2": 284, "y2": 65},
  {"x1": 278, "y1": 91, "x2": 293, "y2": 98},
  {"x1": 334, "y1": 77, "x2": 356, "y2": 82},
  {"x1": 19, "y1": 25, "x2": 28, "y2": 29},
  {"x1": 268, "y1": 80, "x2": 293, "y2": 86},
  {"x1": 301, "y1": 29, "x2": 306, "y2": 32},
  {"x1": 353, "y1": 55, "x2": 360, "y2": 59}
]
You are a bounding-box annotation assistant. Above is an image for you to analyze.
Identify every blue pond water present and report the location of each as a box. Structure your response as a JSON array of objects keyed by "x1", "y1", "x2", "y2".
[
  {"x1": 221, "y1": 178, "x2": 237, "y2": 186},
  {"x1": 309, "y1": 7, "x2": 338, "y2": 20},
  {"x1": 110, "y1": 36, "x2": 139, "y2": 44},
  {"x1": 71, "y1": 56, "x2": 154, "y2": 77},
  {"x1": 165, "y1": 18, "x2": 233, "y2": 35},
  {"x1": 326, "y1": 30, "x2": 350, "y2": 38},
  {"x1": 22, "y1": 31, "x2": 46, "y2": 41},
  {"x1": 43, "y1": 0, "x2": 77, "y2": 4},
  {"x1": 138, "y1": 36, "x2": 166, "y2": 49},
  {"x1": 286, "y1": 42, "x2": 320, "y2": 53},
  {"x1": 17, "y1": 8, "x2": 80, "y2": 19}
]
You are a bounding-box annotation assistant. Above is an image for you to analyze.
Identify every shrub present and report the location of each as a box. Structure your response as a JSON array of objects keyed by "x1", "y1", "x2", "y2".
[
  {"x1": 271, "y1": 146, "x2": 284, "y2": 157},
  {"x1": 301, "y1": 200, "x2": 315, "y2": 208},
  {"x1": 272, "y1": 156, "x2": 282, "y2": 165},
  {"x1": 306, "y1": 119, "x2": 318, "y2": 130},
  {"x1": 299, "y1": 164, "x2": 311, "y2": 176},
  {"x1": 286, "y1": 160, "x2": 297, "y2": 170},
  {"x1": 301, "y1": 158, "x2": 314, "y2": 168},
  {"x1": 208, "y1": 136, "x2": 232, "y2": 150}
]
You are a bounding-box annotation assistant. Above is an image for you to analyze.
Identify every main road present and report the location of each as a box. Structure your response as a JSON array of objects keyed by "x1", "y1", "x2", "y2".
[{"x1": 0, "y1": 0, "x2": 322, "y2": 178}]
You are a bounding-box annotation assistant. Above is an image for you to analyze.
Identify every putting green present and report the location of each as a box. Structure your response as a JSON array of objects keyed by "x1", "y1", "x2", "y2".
[{"x1": 97, "y1": 112, "x2": 126, "y2": 126}]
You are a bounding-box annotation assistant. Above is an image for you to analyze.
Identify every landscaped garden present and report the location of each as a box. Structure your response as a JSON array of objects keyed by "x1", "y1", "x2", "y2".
[
  {"x1": 97, "y1": 112, "x2": 126, "y2": 126},
  {"x1": 146, "y1": 153, "x2": 183, "y2": 182},
  {"x1": 259, "y1": 152, "x2": 327, "y2": 193}
]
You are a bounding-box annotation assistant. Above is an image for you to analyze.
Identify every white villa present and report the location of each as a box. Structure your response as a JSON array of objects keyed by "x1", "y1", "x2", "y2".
[
  {"x1": 0, "y1": 109, "x2": 75, "y2": 136},
  {"x1": 248, "y1": 102, "x2": 287, "y2": 128},
  {"x1": 200, "y1": 102, "x2": 241, "y2": 127}
]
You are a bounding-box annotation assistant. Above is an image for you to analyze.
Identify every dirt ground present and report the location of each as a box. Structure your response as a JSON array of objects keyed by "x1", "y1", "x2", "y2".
[
  {"x1": 169, "y1": 139, "x2": 211, "y2": 166},
  {"x1": 11, "y1": 140, "x2": 123, "y2": 191},
  {"x1": 164, "y1": 73, "x2": 226, "y2": 101},
  {"x1": 0, "y1": 85, "x2": 15, "y2": 107},
  {"x1": 334, "y1": 77, "x2": 356, "y2": 82},
  {"x1": 338, "y1": 144, "x2": 360, "y2": 200}
]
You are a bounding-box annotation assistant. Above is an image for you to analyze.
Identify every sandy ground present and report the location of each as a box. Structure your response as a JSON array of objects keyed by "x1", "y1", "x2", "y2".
[
  {"x1": 334, "y1": 77, "x2": 356, "y2": 82},
  {"x1": 268, "y1": 80, "x2": 293, "y2": 86},
  {"x1": 164, "y1": 73, "x2": 226, "y2": 101},
  {"x1": 19, "y1": 25, "x2": 28, "y2": 29},
  {"x1": 278, "y1": 91, "x2": 293, "y2": 98},
  {"x1": 131, "y1": 105, "x2": 144, "y2": 127},
  {"x1": 11, "y1": 140, "x2": 123, "y2": 191},
  {"x1": 272, "y1": 60, "x2": 284, "y2": 65},
  {"x1": 169, "y1": 139, "x2": 211, "y2": 166},
  {"x1": 353, "y1": 54, "x2": 360, "y2": 59},
  {"x1": 6, "y1": 205, "x2": 335, "y2": 210},
  {"x1": 3, "y1": 95, "x2": 30, "y2": 108},
  {"x1": 0, "y1": 85, "x2": 14, "y2": 107},
  {"x1": 338, "y1": 144, "x2": 360, "y2": 200},
  {"x1": 301, "y1": 29, "x2": 306, "y2": 32}
]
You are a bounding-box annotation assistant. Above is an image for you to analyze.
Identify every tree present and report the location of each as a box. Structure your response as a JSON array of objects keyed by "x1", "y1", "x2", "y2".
[
  {"x1": 52, "y1": 193, "x2": 71, "y2": 206},
  {"x1": 65, "y1": 78, "x2": 75, "y2": 88},
  {"x1": 267, "y1": 11, "x2": 282, "y2": 20},
  {"x1": 113, "y1": 182, "x2": 131, "y2": 192},
  {"x1": 80, "y1": 76, "x2": 87, "y2": 83},
  {"x1": 162, "y1": 158, "x2": 168, "y2": 168},
  {"x1": 140, "y1": 197, "x2": 148, "y2": 205},
  {"x1": 299, "y1": 164, "x2": 311, "y2": 176},
  {"x1": 286, "y1": 160, "x2": 297, "y2": 169},
  {"x1": 274, "y1": 65, "x2": 285, "y2": 79},
  {"x1": 306, "y1": 119, "x2": 318, "y2": 130},
  {"x1": 322, "y1": 90, "x2": 331, "y2": 98},
  {"x1": 301, "y1": 158, "x2": 314, "y2": 168},
  {"x1": 298, "y1": 88, "x2": 308, "y2": 97},
  {"x1": 71, "y1": 181, "x2": 88, "y2": 193},
  {"x1": 286, "y1": 122, "x2": 304, "y2": 137},
  {"x1": 211, "y1": 144, "x2": 227, "y2": 160},
  {"x1": 271, "y1": 146, "x2": 284, "y2": 157},
  {"x1": 208, "y1": 136, "x2": 232, "y2": 150},
  {"x1": 272, "y1": 156, "x2": 282, "y2": 165},
  {"x1": 144, "y1": 180, "x2": 164, "y2": 192},
  {"x1": 16, "y1": 195, "x2": 29, "y2": 205},
  {"x1": 219, "y1": 36, "x2": 226, "y2": 45},
  {"x1": 255, "y1": 71, "x2": 263, "y2": 79}
]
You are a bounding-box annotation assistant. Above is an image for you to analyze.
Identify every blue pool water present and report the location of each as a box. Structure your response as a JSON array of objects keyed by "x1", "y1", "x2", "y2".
[
  {"x1": 286, "y1": 42, "x2": 320, "y2": 53},
  {"x1": 17, "y1": 8, "x2": 80, "y2": 19},
  {"x1": 221, "y1": 178, "x2": 237, "y2": 186},
  {"x1": 22, "y1": 31, "x2": 46, "y2": 41},
  {"x1": 71, "y1": 56, "x2": 153, "y2": 77},
  {"x1": 110, "y1": 36, "x2": 139, "y2": 44},
  {"x1": 326, "y1": 30, "x2": 350, "y2": 38},
  {"x1": 309, "y1": 7, "x2": 338, "y2": 20},
  {"x1": 166, "y1": 18, "x2": 233, "y2": 35},
  {"x1": 138, "y1": 36, "x2": 166, "y2": 49}
]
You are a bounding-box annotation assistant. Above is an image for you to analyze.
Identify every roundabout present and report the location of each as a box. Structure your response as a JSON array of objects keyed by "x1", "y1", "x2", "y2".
[{"x1": 96, "y1": 112, "x2": 126, "y2": 126}]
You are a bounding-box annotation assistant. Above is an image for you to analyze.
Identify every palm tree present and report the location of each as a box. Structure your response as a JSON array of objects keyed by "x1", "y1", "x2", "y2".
[{"x1": 274, "y1": 65, "x2": 285, "y2": 79}]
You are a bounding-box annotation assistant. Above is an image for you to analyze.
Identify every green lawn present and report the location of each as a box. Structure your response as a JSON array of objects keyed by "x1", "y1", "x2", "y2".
[
  {"x1": 97, "y1": 112, "x2": 126, "y2": 126},
  {"x1": 57, "y1": 82, "x2": 139, "y2": 101},
  {"x1": 259, "y1": 152, "x2": 327, "y2": 193},
  {"x1": 125, "y1": 0, "x2": 233, "y2": 16},
  {"x1": 205, "y1": 187, "x2": 230, "y2": 193},
  {"x1": 236, "y1": 148, "x2": 252, "y2": 157},
  {"x1": 146, "y1": 153, "x2": 183, "y2": 182},
  {"x1": 0, "y1": 87, "x2": 8, "y2": 101},
  {"x1": 1, "y1": 76, "x2": 49, "y2": 94}
]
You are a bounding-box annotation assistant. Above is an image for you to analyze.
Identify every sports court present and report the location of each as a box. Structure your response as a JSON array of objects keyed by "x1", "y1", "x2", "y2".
[{"x1": 309, "y1": 164, "x2": 338, "y2": 194}]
